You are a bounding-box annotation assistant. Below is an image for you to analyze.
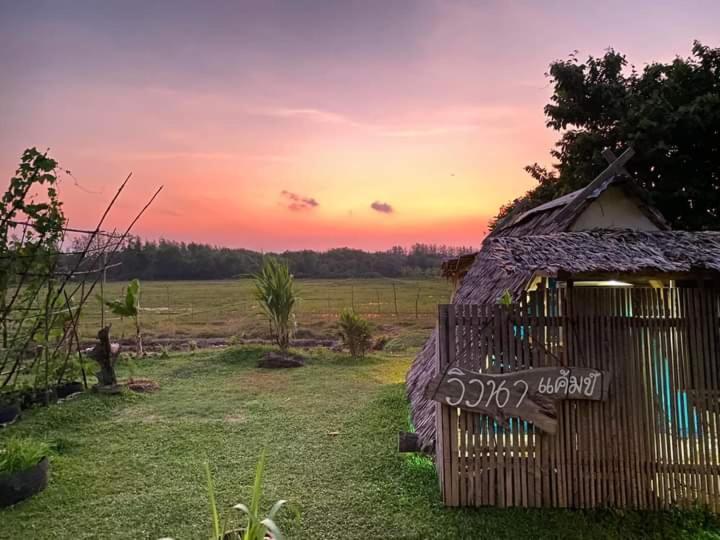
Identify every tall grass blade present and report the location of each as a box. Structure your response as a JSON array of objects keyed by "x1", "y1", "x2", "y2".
[{"x1": 205, "y1": 461, "x2": 221, "y2": 540}]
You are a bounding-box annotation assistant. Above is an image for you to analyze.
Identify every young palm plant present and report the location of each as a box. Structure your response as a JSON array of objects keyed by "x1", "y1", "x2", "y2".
[
  {"x1": 253, "y1": 258, "x2": 297, "y2": 352},
  {"x1": 204, "y1": 451, "x2": 286, "y2": 540},
  {"x1": 104, "y1": 278, "x2": 143, "y2": 357}
]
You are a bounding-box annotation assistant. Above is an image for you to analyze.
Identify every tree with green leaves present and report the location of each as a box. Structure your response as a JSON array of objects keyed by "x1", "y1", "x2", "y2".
[
  {"x1": 0, "y1": 148, "x2": 69, "y2": 395},
  {"x1": 104, "y1": 279, "x2": 143, "y2": 357},
  {"x1": 253, "y1": 258, "x2": 297, "y2": 352},
  {"x1": 0, "y1": 148, "x2": 66, "y2": 350},
  {"x1": 492, "y1": 41, "x2": 720, "y2": 231}
]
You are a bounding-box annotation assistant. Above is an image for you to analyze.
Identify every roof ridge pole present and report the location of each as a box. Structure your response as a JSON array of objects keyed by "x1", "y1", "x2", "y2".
[{"x1": 553, "y1": 146, "x2": 635, "y2": 225}]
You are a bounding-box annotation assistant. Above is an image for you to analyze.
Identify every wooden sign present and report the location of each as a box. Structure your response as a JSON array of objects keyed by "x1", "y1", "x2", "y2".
[{"x1": 425, "y1": 367, "x2": 611, "y2": 434}]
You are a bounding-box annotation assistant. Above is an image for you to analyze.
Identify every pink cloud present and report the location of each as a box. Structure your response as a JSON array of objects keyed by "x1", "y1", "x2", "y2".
[{"x1": 281, "y1": 190, "x2": 319, "y2": 211}]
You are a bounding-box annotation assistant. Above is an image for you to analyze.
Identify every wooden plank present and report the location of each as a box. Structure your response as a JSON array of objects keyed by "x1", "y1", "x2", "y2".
[
  {"x1": 565, "y1": 287, "x2": 578, "y2": 508},
  {"x1": 530, "y1": 293, "x2": 543, "y2": 508},
  {"x1": 478, "y1": 304, "x2": 490, "y2": 507},
  {"x1": 642, "y1": 287, "x2": 659, "y2": 508},
  {"x1": 539, "y1": 286, "x2": 552, "y2": 507},
  {"x1": 660, "y1": 288, "x2": 679, "y2": 507},
  {"x1": 458, "y1": 305, "x2": 468, "y2": 506},
  {"x1": 698, "y1": 288, "x2": 718, "y2": 508},
  {"x1": 470, "y1": 305, "x2": 482, "y2": 507},
  {"x1": 586, "y1": 289, "x2": 602, "y2": 506},
  {"x1": 611, "y1": 288, "x2": 627, "y2": 508},
  {"x1": 437, "y1": 305, "x2": 450, "y2": 504},
  {"x1": 599, "y1": 289, "x2": 616, "y2": 506},
  {"x1": 705, "y1": 288, "x2": 720, "y2": 511},
  {"x1": 592, "y1": 289, "x2": 606, "y2": 507},
  {"x1": 448, "y1": 305, "x2": 459, "y2": 506},
  {"x1": 566, "y1": 288, "x2": 579, "y2": 508},
  {"x1": 679, "y1": 288, "x2": 698, "y2": 508},
  {"x1": 488, "y1": 304, "x2": 498, "y2": 507},
  {"x1": 520, "y1": 295, "x2": 531, "y2": 508},
  {"x1": 689, "y1": 288, "x2": 709, "y2": 507},
  {"x1": 494, "y1": 304, "x2": 506, "y2": 508},
  {"x1": 640, "y1": 288, "x2": 657, "y2": 508},
  {"x1": 584, "y1": 290, "x2": 598, "y2": 508},
  {"x1": 625, "y1": 288, "x2": 640, "y2": 507},
  {"x1": 670, "y1": 288, "x2": 689, "y2": 509}
]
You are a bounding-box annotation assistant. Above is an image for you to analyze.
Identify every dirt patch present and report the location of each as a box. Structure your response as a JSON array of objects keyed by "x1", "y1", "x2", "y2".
[
  {"x1": 224, "y1": 414, "x2": 247, "y2": 424},
  {"x1": 258, "y1": 351, "x2": 305, "y2": 369},
  {"x1": 80, "y1": 337, "x2": 340, "y2": 353},
  {"x1": 126, "y1": 378, "x2": 160, "y2": 393}
]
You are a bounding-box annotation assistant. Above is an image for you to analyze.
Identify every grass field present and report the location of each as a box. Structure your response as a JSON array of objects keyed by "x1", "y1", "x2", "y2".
[
  {"x1": 79, "y1": 278, "x2": 452, "y2": 343},
  {"x1": 2, "y1": 347, "x2": 718, "y2": 539}
]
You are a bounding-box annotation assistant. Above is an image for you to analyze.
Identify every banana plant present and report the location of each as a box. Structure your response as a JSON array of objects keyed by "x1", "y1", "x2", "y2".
[{"x1": 103, "y1": 279, "x2": 143, "y2": 357}]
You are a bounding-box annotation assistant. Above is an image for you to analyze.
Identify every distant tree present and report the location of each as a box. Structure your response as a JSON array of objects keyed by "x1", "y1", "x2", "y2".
[
  {"x1": 492, "y1": 41, "x2": 720, "y2": 231},
  {"x1": 253, "y1": 258, "x2": 297, "y2": 352},
  {"x1": 98, "y1": 237, "x2": 475, "y2": 281}
]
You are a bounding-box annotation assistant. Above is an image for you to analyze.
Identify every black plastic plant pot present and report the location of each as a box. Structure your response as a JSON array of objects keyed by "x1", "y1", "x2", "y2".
[
  {"x1": 0, "y1": 457, "x2": 49, "y2": 507},
  {"x1": 20, "y1": 389, "x2": 58, "y2": 410},
  {"x1": 56, "y1": 381, "x2": 84, "y2": 399},
  {"x1": 0, "y1": 404, "x2": 20, "y2": 426}
]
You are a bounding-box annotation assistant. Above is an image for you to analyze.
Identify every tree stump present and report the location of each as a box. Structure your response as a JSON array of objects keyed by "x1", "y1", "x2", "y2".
[{"x1": 87, "y1": 325, "x2": 121, "y2": 386}]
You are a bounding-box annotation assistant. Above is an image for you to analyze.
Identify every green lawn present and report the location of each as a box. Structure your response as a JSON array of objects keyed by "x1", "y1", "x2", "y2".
[{"x1": 1, "y1": 348, "x2": 718, "y2": 539}]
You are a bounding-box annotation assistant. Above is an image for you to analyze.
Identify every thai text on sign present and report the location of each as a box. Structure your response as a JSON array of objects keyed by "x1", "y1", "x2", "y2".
[{"x1": 425, "y1": 366, "x2": 610, "y2": 433}]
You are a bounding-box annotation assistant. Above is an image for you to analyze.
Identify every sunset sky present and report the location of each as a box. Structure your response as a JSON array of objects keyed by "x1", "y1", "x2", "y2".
[{"x1": 1, "y1": 1, "x2": 718, "y2": 251}]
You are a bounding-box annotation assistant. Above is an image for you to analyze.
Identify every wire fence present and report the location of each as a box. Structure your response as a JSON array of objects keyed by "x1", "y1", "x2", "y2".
[{"x1": 77, "y1": 278, "x2": 453, "y2": 340}]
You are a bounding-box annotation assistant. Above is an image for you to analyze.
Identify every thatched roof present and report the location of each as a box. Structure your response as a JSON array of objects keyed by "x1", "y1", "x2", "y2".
[
  {"x1": 494, "y1": 175, "x2": 667, "y2": 238},
  {"x1": 456, "y1": 230, "x2": 720, "y2": 304},
  {"x1": 440, "y1": 252, "x2": 477, "y2": 279},
  {"x1": 407, "y1": 230, "x2": 720, "y2": 453},
  {"x1": 441, "y1": 176, "x2": 669, "y2": 280}
]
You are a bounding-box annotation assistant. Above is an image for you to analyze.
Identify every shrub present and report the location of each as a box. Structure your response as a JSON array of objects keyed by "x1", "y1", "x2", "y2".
[
  {"x1": 253, "y1": 258, "x2": 298, "y2": 352},
  {"x1": 338, "y1": 309, "x2": 372, "y2": 358},
  {"x1": 0, "y1": 437, "x2": 50, "y2": 475}
]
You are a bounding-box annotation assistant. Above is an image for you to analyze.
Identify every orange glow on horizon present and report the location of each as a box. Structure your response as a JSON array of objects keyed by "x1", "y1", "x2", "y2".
[{"x1": 1, "y1": 1, "x2": 716, "y2": 251}]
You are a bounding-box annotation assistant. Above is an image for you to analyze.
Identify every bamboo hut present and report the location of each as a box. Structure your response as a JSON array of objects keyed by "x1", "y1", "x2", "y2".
[{"x1": 407, "y1": 151, "x2": 720, "y2": 454}]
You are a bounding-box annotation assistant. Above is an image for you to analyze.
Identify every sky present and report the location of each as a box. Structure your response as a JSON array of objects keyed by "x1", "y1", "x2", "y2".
[{"x1": 1, "y1": 0, "x2": 718, "y2": 251}]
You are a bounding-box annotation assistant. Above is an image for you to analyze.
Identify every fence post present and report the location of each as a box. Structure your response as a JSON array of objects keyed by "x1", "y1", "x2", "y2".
[
  {"x1": 393, "y1": 283, "x2": 399, "y2": 317},
  {"x1": 166, "y1": 286, "x2": 172, "y2": 335},
  {"x1": 415, "y1": 288, "x2": 421, "y2": 319},
  {"x1": 436, "y1": 304, "x2": 458, "y2": 505}
]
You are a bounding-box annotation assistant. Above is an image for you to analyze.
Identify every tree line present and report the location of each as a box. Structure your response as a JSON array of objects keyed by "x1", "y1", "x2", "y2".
[{"x1": 94, "y1": 237, "x2": 474, "y2": 281}]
